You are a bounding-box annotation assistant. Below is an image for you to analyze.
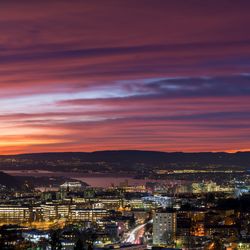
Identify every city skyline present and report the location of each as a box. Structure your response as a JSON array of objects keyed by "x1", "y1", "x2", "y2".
[{"x1": 1, "y1": 0, "x2": 250, "y2": 154}]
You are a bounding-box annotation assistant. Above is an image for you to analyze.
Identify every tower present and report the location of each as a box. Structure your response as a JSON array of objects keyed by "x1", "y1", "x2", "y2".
[{"x1": 153, "y1": 209, "x2": 177, "y2": 246}]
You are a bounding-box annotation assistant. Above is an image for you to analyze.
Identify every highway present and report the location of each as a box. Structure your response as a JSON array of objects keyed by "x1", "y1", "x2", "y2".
[{"x1": 123, "y1": 220, "x2": 152, "y2": 244}]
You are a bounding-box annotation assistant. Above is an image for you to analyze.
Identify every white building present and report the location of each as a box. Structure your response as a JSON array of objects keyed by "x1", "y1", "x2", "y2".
[
  {"x1": 22, "y1": 230, "x2": 49, "y2": 243},
  {"x1": 153, "y1": 210, "x2": 176, "y2": 246},
  {"x1": 60, "y1": 181, "x2": 82, "y2": 191}
]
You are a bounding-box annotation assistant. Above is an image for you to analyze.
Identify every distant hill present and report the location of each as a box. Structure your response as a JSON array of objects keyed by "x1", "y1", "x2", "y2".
[
  {"x1": 3, "y1": 150, "x2": 250, "y2": 165},
  {"x1": 0, "y1": 150, "x2": 250, "y2": 171}
]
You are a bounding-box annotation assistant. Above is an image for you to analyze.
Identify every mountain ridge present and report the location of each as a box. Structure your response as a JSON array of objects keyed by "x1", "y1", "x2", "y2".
[
  {"x1": 0, "y1": 150, "x2": 250, "y2": 170},
  {"x1": 1, "y1": 149, "x2": 250, "y2": 158}
]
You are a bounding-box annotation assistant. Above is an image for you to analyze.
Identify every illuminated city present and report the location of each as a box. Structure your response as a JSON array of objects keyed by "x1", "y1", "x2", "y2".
[{"x1": 0, "y1": 1, "x2": 250, "y2": 250}]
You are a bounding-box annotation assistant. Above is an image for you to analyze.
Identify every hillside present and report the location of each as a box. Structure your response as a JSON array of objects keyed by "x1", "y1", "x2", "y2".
[
  {"x1": 0, "y1": 171, "x2": 22, "y2": 188},
  {"x1": 0, "y1": 150, "x2": 249, "y2": 172}
]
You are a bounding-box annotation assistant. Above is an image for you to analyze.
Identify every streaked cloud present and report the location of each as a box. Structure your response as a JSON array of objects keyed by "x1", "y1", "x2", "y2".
[{"x1": 0, "y1": 0, "x2": 250, "y2": 153}]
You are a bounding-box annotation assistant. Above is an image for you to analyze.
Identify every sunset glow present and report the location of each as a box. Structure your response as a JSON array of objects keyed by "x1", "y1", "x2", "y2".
[{"x1": 1, "y1": 1, "x2": 250, "y2": 154}]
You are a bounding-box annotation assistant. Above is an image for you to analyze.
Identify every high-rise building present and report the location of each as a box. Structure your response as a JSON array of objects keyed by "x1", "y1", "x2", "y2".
[{"x1": 153, "y1": 209, "x2": 177, "y2": 246}]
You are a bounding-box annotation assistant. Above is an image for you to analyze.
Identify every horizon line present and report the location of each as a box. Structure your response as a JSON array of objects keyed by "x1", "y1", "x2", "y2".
[{"x1": 1, "y1": 148, "x2": 250, "y2": 156}]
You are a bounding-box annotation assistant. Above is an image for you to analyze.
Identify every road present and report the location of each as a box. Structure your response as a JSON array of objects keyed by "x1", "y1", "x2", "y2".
[{"x1": 123, "y1": 220, "x2": 152, "y2": 244}]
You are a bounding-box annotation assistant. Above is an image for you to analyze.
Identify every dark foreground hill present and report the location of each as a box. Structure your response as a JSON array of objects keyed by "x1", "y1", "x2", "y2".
[
  {"x1": 0, "y1": 171, "x2": 22, "y2": 188},
  {"x1": 0, "y1": 150, "x2": 249, "y2": 172}
]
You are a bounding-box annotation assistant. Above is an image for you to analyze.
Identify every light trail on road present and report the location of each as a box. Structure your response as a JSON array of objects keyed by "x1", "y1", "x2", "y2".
[{"x1": 123, "y1": 220, "x2": 152, "y2": 244}]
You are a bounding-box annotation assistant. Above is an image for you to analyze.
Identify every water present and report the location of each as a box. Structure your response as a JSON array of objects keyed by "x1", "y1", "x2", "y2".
[
  {"x1": 2, "y1": 170, "x2": 161, "y2": 188},
  {"x1": 74, "y1": 176, "x2": 156, "y2": 187}
]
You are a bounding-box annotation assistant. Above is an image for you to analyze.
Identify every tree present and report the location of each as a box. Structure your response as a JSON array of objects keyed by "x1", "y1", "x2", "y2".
[
  {"x1": 50, "y1": 230, "x2": 62, "y2": 250},
  {"x1": 128, "y1": 215, "x2": 136, "y2": 229},
  {"x1": 74, "y1": 239, "x2": 84, "y2": 250}
]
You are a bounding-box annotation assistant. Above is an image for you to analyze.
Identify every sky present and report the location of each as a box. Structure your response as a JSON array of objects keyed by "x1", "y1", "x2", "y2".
[{"x1": 0, "y1": 0, "x2": 250, "y2": 154}]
